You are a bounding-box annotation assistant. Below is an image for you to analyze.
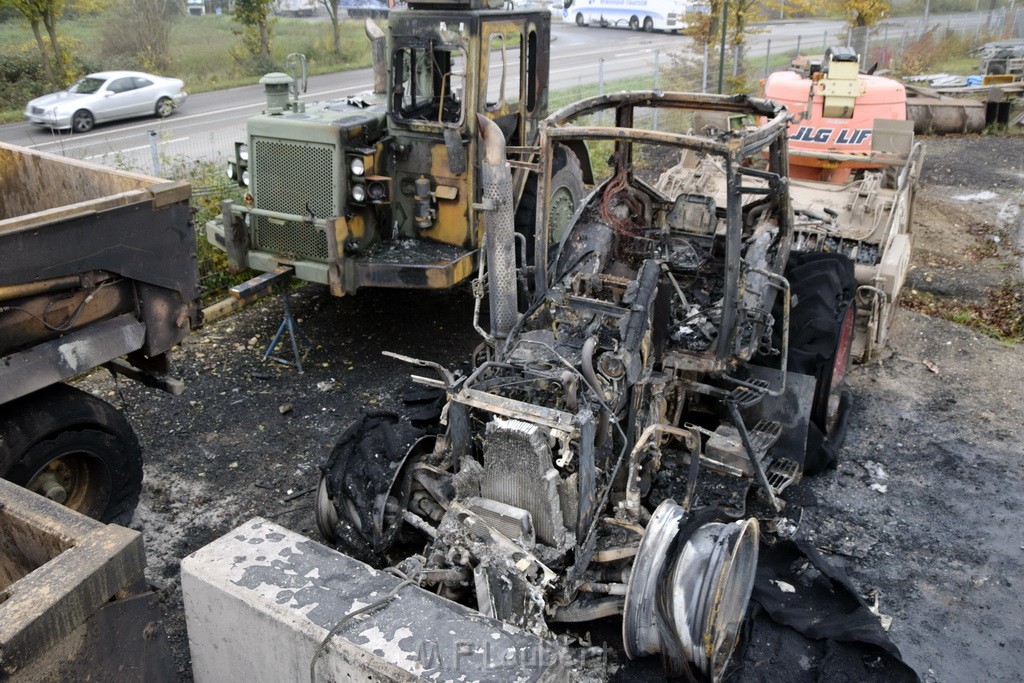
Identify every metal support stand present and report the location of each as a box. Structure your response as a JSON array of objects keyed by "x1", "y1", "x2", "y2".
[{"x1": 263, "y1": 290, "x2": 311, "y2": 372}]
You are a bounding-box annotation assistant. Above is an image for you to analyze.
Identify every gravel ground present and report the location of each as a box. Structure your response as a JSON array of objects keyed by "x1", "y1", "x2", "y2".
[{"x1": 74, "y1": 135, "x2": 1024, "y2": 682}]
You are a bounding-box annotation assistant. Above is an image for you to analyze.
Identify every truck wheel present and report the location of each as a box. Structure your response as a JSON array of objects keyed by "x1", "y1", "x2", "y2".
[
  {"x1": 785, "y1": 252, "x2": 857, "y2": 473},
  {"x1": 576, "y1": 12, "x2": 585, "y2": 26},
  {"x1": 629, "y1": 16, "x2": 639, "y2": 29},
  {"x1": 155, "y1": 97, "x2": 174, "y2": 118},
  {"x1": 643, "y1": 16, "x2": 654, "y2": 31},
  {"x1": 515, "y1": 145, "x2": 585, "y2": 267},
  {"x1": 71, "y1": 109, "x2": 94, "y2": 133},
  {"x1": 0, "y1": 384, "x2": 143, "y2": 525}
]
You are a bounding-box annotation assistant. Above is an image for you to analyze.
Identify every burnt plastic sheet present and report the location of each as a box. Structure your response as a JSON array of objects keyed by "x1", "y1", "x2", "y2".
[
  {"x1": 402, "y1": 386, "x2": 446, "y2": 429},
  {"x1": 728, "y1": 538, "x2": 919, "y2": 683},
  {"x1": 803, "y1": 389, "x2": 853, "y2": 474}
]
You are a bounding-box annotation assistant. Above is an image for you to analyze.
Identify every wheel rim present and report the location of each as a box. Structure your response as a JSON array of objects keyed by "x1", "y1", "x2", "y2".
[
  {"x1": 825, "y1": 305, "x2": 856, "y2": 431},
  {"x1": 548, "y1": 185, "x2": 577, "y2": 245},
  {"x1": 26, "y1": 452, "x2": 111, "y2": 518},
  {"x1": 623, "y1": 501, "x2": 759, "y2": 679},
  {"x1": 314, "y1": 472, "x2": 340, "y2": 542},
  {"x1": 72, "y1": 111, "x2": 93, "y2": 133},
  {"x1": 157, "y1": 98, "x2": 173, "y2": 117}
]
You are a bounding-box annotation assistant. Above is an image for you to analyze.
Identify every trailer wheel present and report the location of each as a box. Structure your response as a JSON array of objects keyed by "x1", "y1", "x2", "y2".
[
  {"x1": 576, "y1": 12, "x2": 585, "y2": 26},
  {"x1": 643, "y1": 16, "x2": 654, "y2": 31},
  {"x1": 515, "y1": 144, "x2": 585, "y2": 267},
  {"x1": 629, "y1": 16, "x2": 639, "y2": 29},
  {"x1": 0, "y1": 384, "x2": 143, "y2": 525},
  {"x1": 785, "y1": 252, "x2": 857, "y2": 473}
]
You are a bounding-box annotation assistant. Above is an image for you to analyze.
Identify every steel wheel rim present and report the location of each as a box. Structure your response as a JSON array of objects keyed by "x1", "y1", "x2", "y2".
[
  {"x1": 314, "y1": 471, "x2": 340, "y2": 542},
  {"x1": 825, "y1": 305, "x2": 856, "y2": 431},
  {"x1": 548, "y1": 185, "x2": 578, "y2": 245},
  {"x1": 623, "y1": 499, "x2": 685, "y2": 658},
  {"x1": 26, "y1": 452, "x2": 111, "y2": 518}
]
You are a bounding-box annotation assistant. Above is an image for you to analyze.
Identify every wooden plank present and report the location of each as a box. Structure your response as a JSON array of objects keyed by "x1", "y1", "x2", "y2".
[{"x1": 228, "y1": 266, "x2": 294, "y2": 299}]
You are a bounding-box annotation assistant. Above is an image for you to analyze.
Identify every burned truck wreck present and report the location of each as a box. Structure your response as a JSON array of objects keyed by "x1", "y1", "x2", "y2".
[{"x1": 316, "y1": 92, "x2": 923, "y2": 680}]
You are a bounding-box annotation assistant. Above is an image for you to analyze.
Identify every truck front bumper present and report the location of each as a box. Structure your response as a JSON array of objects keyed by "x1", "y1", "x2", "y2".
[{"x1": 205, "y1": 216, "x2": 477, "y2": 296}]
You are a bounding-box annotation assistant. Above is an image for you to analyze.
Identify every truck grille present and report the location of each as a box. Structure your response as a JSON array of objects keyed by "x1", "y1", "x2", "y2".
[{"x1": 251, "y1": 137, "x2": 336, "y2": 262}]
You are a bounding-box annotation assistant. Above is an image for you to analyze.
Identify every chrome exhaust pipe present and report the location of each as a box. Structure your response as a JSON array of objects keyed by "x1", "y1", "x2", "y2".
[
  {"x1": 477, "y1": 114, "x2": 518, "y2": 341},
  {"x1": 365, "y1": 19, "x2": 387, "y2": 95}
]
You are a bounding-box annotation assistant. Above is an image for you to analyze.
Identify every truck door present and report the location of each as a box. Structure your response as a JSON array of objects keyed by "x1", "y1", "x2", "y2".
[
  {"x1": 481, "y1": 26, "x2": 526, "y2": 147},
  {"x1": 389, "y1": 41, "x2": 472, "y2": 247}
]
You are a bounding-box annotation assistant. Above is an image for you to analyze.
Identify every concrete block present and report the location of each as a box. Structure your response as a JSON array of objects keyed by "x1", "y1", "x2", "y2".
[
  {"x1": 0, "y1": 478, "x2": 174, "y2": 681},
  {"x1": 182, "y1": 518, "x2": 570, "y2": 682}
]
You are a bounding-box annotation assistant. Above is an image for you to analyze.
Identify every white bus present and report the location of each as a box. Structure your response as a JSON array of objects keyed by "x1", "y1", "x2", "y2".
[{"x1": 563, "y1": 0, "x2": 702, "y2": 33}]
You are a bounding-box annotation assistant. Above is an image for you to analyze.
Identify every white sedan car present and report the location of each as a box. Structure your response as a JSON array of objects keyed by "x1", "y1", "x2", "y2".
[{"x1": 25, "y1": 71, "x2": 187, "y2": 133}]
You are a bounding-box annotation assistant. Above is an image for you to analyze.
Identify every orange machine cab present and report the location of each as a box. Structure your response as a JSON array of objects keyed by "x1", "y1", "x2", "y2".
[{"x1": 764, "y1": 47, "x2": 906, "y2": 183}]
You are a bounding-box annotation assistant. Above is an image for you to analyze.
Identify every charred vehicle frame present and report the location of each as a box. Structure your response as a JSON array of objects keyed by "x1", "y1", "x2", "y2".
[{"x1": 316, "y1": 90, "x2": 923, "y2": 680}]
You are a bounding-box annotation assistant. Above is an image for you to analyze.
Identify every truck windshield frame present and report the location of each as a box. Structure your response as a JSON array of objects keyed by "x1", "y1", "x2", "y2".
[{"x1": 391, "y1": 42, "x2": 467, "y2": 127}]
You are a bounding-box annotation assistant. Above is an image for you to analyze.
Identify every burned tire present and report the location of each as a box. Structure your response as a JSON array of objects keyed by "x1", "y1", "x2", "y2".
[
  {"x1": 0, "y1": 384, "x2": 143, "y2": 525},
  {"x1": 515, "y1": 144, "x2": 585, "y2": 267},
  {"x1": 318, "y1": 411, "x2": 423, "y2": 566},
  {"x1": 785, "y1": 251, "x2": 857, "y2": 474}
]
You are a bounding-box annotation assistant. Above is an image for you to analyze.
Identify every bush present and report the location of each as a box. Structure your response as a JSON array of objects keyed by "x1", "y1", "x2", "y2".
[
  {"x1": 892, "y1": 27, "x2": 978, "y2": 76},
  {"x1": 0, "y1": 51, "x2": 50, "y2": 104},
  {"x1": 0, "y1": 48, "x2": 94, "y2": 107}
]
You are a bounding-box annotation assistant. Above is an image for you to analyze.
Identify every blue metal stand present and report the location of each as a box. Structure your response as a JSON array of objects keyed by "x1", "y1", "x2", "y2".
[{"x1": 263, "y1": 290, "x2": 311, "y2": 372}]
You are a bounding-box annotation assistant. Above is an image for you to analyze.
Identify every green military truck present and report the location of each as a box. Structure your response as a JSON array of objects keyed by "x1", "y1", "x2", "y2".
[{"x1": 207, "y1": 0, "x2": 589, "y2": 297}]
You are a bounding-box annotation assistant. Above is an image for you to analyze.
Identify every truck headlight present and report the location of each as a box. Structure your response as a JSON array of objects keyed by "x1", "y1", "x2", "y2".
[
  {"x1": 242, "y1": 170, "x2": 250, "y2": 187},
  {"x1": 226, "y1": 162, "x2": 236, "y2": 180},
  {"x1": 351, "y1": 184, "x2": 366, "y2": 203},
  {"x1": 350, "y1": 157, "x2": 365, "y2": 177},
  {"x1": 238, "y1": 144, "x2": 249, "y2": 162}
]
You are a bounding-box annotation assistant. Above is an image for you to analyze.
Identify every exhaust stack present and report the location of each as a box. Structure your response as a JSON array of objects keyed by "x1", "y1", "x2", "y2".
[
  {"x1": 365, "y1": 19, "x2": 387, "y2": 95},
  {"x1": 477, "y1": 114, "x2": 518, "y2": 341}
]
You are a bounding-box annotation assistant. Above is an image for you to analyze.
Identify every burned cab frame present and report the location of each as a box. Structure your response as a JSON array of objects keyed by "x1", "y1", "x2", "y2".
[{"x1": 318, "y1": 91, "x2": 901, "y2": 680}]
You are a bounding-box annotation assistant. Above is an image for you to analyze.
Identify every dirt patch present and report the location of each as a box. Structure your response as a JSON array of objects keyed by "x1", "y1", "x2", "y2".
[
  {"x1": 73, "y1": 135, "x2": 1024, "y2": 681},
  {"x1": 905, "y1": 136, "x2": 1024, "y2": 339}
]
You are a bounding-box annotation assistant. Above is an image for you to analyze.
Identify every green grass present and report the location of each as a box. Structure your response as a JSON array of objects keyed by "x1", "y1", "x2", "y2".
[{"x1": 170, "y1": 15, "x2": 377, "y2": 89}]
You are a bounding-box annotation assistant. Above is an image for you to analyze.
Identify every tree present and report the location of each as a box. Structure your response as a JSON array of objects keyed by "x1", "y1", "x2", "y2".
[
  {"x1": 842, "y1": 0, "x2": 889, "y2": 65},
  {"x1": 235, "y1": 0, "x2": 274, "y2": 59},
  {"x1": 845, "y1": 0, "x2": 888, "y2": 28},
  {"x1": 688, "y1": 0, "x2": 766, "y2": 93},
  {"x1": 319, "y1": 0, "x2": 342, "y2": 55},
  {"x1": 1, "y1": 0, "x2": 109, "y2": 86},
  {"x1": 4, "y1": 0, "x2": 66, "y2": 86}
]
